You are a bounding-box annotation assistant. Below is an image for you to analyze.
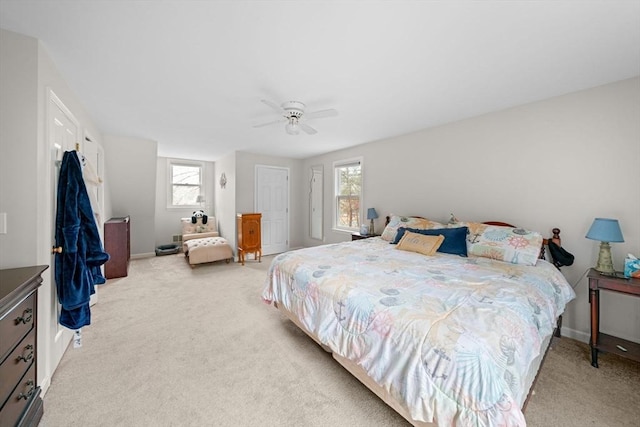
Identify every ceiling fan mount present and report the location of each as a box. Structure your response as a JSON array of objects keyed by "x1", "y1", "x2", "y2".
[
  {"x1": 254, "y1": 99, "x2": 338, "y2": 135},
  {"x1": 281, "y1": 101, "x2": 305, "y2": 118}
]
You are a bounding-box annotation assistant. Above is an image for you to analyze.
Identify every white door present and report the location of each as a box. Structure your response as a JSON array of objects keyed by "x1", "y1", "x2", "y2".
[
  {"x1": 310, "y1": 167, "x2": 323, "y2": 240},
  {"x1": 82, "y1": 134, "x2": 105, "y2": 306},
  {"x1": 255, "y1": 166, "x2": 289, "y2": 255},
  {"x1": 47, "y1": 90, "x2": 78, "y2": 376},
  {"x1": 81, "y1": 135, "x2": 104, "y2": 230}
]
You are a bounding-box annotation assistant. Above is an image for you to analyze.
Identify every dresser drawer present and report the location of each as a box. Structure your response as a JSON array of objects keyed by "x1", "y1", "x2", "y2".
[
  {"x1": 0, "y1": 293, "x2": 35, "y2": 361},
  {"x1": 0, "y1": 328, "x2": 35, "y2": 407},
  {"x1": 0, "y1": 362, "x2": 38, "y2": 426}
]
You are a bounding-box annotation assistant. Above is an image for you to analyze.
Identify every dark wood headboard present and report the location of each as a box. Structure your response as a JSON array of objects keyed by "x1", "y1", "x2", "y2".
[{"x1": 481, "y1": 222, "x2": 561, "y2": 261}]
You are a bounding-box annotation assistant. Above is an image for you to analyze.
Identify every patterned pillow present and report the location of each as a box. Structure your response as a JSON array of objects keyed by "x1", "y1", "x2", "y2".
[
  {"x1": 396, "y1": 231, "x2": 444, "y2": 256},
  {"x1": 380, "y1": 215, "x2": 444, "y2": 241},
  {"x1": 452, "y1": 222, "x2": 543, "y2": 266}
]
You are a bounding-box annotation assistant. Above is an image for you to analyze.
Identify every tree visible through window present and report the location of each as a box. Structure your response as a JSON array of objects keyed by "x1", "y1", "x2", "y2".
[
  {"x1": 335, "y1": 160, "x2": 362, "y2": 231},
  {"x1": 169, "y1": 161, "x2": 202, "y2": 207}
]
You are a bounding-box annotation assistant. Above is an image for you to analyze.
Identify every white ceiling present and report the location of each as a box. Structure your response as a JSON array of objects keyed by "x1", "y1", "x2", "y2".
[{"x1": 1, "y1": 1, "x2": 639, "y2": 162}]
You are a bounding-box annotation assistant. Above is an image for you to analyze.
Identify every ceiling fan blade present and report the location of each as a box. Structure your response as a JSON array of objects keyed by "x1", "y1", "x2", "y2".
[
  {"x1": 253, "y1": 118, "x2": 286, "y2": 128},
  {"x1": 299, "y1": 122, "x2": 317, "y2": 135},
  {"x1": 305, "y1": 108, "x2": 338, "y2": 120},
  {"x1": 261, "y1": 99, "x2": 285, "y2": 115}
]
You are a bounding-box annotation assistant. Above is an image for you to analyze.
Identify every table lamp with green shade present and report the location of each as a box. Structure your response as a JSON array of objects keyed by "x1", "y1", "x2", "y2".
[{"x1": 585, "y1": 218, "x2": 624, "y2": 274}]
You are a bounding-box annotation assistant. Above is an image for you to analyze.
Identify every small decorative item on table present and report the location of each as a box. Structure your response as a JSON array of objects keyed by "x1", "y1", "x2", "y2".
[{"x1": 624, "y1": 254, "x2": 640, "y2": 278}]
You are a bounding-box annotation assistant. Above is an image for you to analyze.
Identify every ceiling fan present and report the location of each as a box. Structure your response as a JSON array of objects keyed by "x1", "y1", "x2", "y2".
[{"x1": 253, "y1": 99, "x2": 338, "y2": 135}]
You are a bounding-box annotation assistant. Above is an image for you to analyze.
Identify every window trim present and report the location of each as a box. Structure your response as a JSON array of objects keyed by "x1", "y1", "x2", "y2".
[
  {"x1": 332, "y1": 157, "x2": 363, "y2": 233},
  {"x1": 166, "y1": 158, "x2": 205, "y2": 209}
]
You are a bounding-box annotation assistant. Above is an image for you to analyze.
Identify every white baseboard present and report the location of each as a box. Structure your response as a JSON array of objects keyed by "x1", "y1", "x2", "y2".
[
  {"x1": 559, "y1": 327, "x2": 589, "y2": 344},
  {"x1": 131, "y1": 252, "x2": 155, "y2": 260},
  {"x1": 39, "y1": 375, "x2": 51, "y2": 396}
]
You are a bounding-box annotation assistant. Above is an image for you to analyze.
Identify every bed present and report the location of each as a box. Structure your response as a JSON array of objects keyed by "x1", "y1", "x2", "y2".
[{"x1": 262, "y1": 216, "x2": 575, "y2": 426}]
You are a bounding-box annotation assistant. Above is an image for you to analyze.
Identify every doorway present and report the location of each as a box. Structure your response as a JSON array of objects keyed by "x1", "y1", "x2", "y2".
[
  {"x1": 82, "y1": 133, "x2": 105, "y2": 306},
  {"x1": 45, "y1": 89, "x2": 78, "y2": 384},
  {"x1": 255, "y1": 165, "x2": 289, "y2": 255}
]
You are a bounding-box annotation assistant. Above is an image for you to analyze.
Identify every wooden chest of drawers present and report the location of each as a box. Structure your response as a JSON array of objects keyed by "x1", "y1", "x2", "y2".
[
  {"x1": 237, "y1": 213, "x2": 262, "y2": 265},
  {"x1": 0, "y1": 265, "x2": 48, "y2": 427},
  {"x1": 104, "y1": 216, "x2": 130, "y2": 279}
]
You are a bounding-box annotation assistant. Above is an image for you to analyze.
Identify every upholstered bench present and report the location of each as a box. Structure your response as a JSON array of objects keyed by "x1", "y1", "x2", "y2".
[
  {"x1": 183, "y1": 236, "x2": 233, "y2": 267},
  {"x1": 181, "y1": 217, "x2": 233, "y2": 267}
]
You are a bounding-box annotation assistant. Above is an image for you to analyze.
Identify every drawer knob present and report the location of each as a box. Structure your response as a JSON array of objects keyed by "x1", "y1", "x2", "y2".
[
  {"x1": 17, "y1": 345, "x2": 34, "y2": 363},
  {"x1": 15, "y1": 308, "x2": 33, "y2": 325},
  {"x1": 17, "y1": 379, "x2": 35, "y2": 401}
]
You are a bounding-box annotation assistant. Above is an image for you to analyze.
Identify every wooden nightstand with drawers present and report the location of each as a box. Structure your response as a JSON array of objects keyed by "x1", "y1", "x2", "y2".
[
  {"x1": 0, "y1": 265, "x2": 48, "y2": 427},
  {"x1": 587, "y1": 268, "x2": 640, "y2": 368}
]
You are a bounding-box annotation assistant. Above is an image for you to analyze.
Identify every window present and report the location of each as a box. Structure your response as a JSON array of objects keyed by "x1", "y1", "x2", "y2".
[
  {"x1": 334, "y1": 158, "x2": 362, "y2": 231},
  {"x1": 167, "y1": 159, "x2": 204, "y2": 208}
]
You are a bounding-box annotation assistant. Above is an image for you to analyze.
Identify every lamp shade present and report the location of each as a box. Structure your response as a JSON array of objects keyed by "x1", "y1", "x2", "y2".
[
  {"x1": 585, "y1": 218, "x2": 624, "y2": 243},
  {"x1": 367, "y1": 208, "x2": 378, "y2": 220}
]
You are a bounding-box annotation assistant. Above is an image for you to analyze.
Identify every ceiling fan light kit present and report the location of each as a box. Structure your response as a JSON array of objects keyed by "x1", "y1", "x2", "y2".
[
  {"x1": 285, "y1": 117, "x2": 300, "y2": 135},
  {"x1": 254, "y1": 99, "x2": 338, "y2": 135}
]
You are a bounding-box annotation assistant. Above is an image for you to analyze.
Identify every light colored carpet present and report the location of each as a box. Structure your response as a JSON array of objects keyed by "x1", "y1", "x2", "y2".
[{"x1": 39, "y1": 253, "x2": 640, "y2": 426}]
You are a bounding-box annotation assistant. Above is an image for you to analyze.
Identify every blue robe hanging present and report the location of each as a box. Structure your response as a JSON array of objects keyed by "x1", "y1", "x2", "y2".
[{"x1": 54, "y1": 150, "x2": 109, "y2": 329}]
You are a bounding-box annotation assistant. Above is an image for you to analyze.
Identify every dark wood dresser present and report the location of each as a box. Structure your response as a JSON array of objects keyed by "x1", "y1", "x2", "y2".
[
  {"x1": 0, "y1": 265, "x2": 48, "y2": 427},
  {"x1": 104, "y1": 216, "x2": 130, "y2": 279},
  {"x1": 237, "y1": 213, "x2": 262, "y2": 265}
]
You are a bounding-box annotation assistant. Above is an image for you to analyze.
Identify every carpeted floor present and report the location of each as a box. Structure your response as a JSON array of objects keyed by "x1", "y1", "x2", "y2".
[{"x1": 39, "y1": 253, "x2": 640, "y2": 426}]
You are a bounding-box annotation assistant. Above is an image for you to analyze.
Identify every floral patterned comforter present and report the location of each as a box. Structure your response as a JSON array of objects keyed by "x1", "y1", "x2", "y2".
[{"x1": 262, "y1": 237, "x2": 575, "y2": 426}]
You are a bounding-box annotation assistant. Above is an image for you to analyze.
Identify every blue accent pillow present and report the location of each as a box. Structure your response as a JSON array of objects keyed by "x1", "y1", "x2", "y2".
[{"x1": 393, "y1": 226, "x2": 469, "y2": 257}]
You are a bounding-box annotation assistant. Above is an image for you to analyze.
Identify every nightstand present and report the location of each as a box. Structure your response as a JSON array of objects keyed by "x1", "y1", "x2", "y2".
[
  {"x1": 587, "y1": 268, "x2": 640, "y2": 368},
  {"x1": 351, "y1": 233, "x2": 379, "y2": 241}
]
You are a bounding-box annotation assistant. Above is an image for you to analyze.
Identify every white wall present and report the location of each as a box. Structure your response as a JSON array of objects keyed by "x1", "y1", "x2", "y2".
[
  {"x1": 103, "y1": 135, "x2": 157, "y2": 256},
  {"x1": 303, "y1": 77, "x2": 640, "y2": 345},
  {"x1": 154, "y1": 157, "x2": 215, "y2": 247},
  {"x1": 235, "y1": 151, "x2": 304, "y2": 250},
  {"x1": 1, "y1": 28, "x2": 107, "y2": 396},
  {"x1": 214, "y1": 152, "x2": 237, "y2": 250},
  {"x1": 213, "y1": 151, "x2": 304, "y2": 256},
  {"x1": 0, "y1": 29, "x2": 38, "y2": 267}
]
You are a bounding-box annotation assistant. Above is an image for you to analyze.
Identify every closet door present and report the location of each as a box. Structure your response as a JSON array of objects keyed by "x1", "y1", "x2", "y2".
[
  {"x1": 82, "y1": 134, "x2": 105, "y2": 231},
  {"x1": 82, "y1": 133, "x2": 105, "y2": 306},
  {"x1": 46, "y1": 89, "x2": 78, "y2": 384},
  {"x1": 255, "y1": 165, "x2": 289, "y2": 255}
]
